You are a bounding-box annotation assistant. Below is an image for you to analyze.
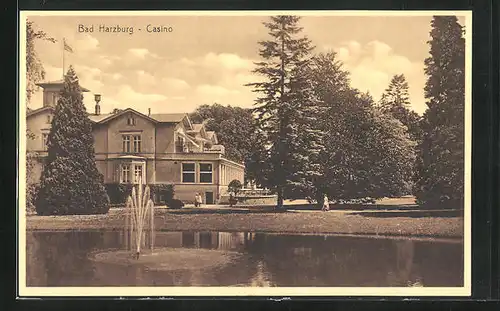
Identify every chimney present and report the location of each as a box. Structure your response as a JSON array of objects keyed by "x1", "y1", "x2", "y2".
[
  {"x1": 94, "y1": 94, "x2": 101, "y2": 115},
  {"x1": 148, "y1": 108, "x2": 151, "y2": 116}
]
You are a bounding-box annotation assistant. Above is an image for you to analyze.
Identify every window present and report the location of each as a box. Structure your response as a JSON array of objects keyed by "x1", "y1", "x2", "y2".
[
  {"x1": 52, "y1": 93, "x2": 59, "y2": 106},
  {"x1": 123, "y1": 134, "x2": 141, "y2": 153},
  {"x1": 175, "y1": 136, "x2": 185, "y2": 153},
  {"x1": 122, "y1": 135, "x2": 131, "y2": 153},
  {"x1": 199, "y1": 163, "x2": 213, "y2": 183},
  {"x1": 134, "y1": 165, "x2": 143, "y2": 183},
  {"x1": 46, "y1": 115, "x2": 52, "y2": 124},
  {"x1": 42, "y1": 133, "x2": 48, "y2": 151},
  {"x1": 127, "y1": 115, "x2": 136, "y2": 126},
  {"x1": 182, "y1": 163, "x2": 195, "y2": 183},
  {"x1": 133, "y1": 135, "x2": 141, "y2": 153},
  {"x1": 121, "y1": 164, "x2": 130, "y2": 183}
]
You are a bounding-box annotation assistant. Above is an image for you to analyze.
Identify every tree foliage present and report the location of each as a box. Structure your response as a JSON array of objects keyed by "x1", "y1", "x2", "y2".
[
  {"x1": 189, "y1": 103, "x2": 263, "y2": 186},
  {"x1": 414, "y1": 16, "x2": 465, "y2": 209},
  {"x1": 308, "y1": 53, "x2": 415, "y2": 204},
  {"x1": 25, "y1": 20, "x2": 55, "y2": 212},
  {"x1": 379, "y1": 74, "x2": 422, "y2": 142},
  {"x1": 228, "y1": 179, "x2": 243, "y2": 195},
  {"x1": 246, "y1": 15, "x2": 322, "y2": 208},
  {"x1": 190, "y1": 103, "x2": 255, "y2": 163},
  {"x1": 26, "y1": 20, "x2": 56, "y2": 108},
  {"x1": 35, "y1": 67, "x2": 110, "y2": 215}
]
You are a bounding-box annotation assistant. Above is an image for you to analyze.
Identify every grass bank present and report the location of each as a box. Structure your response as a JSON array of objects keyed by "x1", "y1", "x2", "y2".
[{"x1": 25, "y1": 207, "x2": 464, "y2": 239}]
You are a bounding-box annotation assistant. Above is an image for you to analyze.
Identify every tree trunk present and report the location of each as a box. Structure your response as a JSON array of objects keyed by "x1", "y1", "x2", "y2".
[
  {"x1": 276, "y1": 187, "x2": 284, "y2": 209},
  {"x1": 315, "y1": 191, "x2": 324, "y2": 209}
]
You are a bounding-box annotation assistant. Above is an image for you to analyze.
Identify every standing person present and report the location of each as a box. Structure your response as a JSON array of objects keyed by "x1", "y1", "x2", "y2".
[
  {"x1": 195, "y1": 192, "x2": 203, "y2": 207},
  {"x1": 229, "y1": 191, "x2": 235, "y2": 207},
  {"x1": 322, "y1": 194, "x2": 330, "y2": 212}
]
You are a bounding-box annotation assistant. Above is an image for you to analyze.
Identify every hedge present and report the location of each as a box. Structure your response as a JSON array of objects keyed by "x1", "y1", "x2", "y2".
[{"x1": 104, "y1": 183, "x2": 175, "y2": 206}]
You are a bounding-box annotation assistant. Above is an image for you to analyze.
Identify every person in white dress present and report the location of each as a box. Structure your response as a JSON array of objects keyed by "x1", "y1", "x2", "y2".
[{"x1": 322, "y1": 194, "x2": 330, "y2": 211}]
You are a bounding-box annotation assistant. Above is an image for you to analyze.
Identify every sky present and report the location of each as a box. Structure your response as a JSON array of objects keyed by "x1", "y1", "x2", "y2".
[{"x1": 26, "y1": 14, "x2": 467, "y2": 116}]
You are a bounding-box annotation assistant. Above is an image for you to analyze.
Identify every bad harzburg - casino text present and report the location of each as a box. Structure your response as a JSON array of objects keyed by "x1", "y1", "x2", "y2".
[{"x1": 78, "y1": 24, "x2": 173, "y2": 35}]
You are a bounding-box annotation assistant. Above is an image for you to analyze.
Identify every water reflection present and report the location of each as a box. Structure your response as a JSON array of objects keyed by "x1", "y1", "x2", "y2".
[{"x1": 25, "y1": 231, "x2": 463, "y2": 287}]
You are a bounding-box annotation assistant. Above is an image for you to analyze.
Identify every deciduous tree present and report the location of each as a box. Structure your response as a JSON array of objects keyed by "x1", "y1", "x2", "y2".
[
  {"x1": 309, "y1": 53, "x2": 415, "y2": 204},
  {"x1": 26, "y1": 20, "x2": 56, "y2": 108}
]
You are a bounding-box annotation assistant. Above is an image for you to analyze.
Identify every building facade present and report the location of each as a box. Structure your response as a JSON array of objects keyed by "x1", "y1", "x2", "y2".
[{"x1": 26, "y1": 81, "x2": 245, "y2": 204}]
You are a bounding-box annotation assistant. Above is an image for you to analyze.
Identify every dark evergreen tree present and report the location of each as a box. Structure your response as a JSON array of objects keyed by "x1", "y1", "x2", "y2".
[
  {"x1": 414, "y1": 16, "x2": 465, "y2": 209},
  {"x1": 379, "y1": 74, "x2": 422, "y2": 142},
  {"x1": 35, "y1": 66, "x2": 110, "y2": 215},
  {"x1": 246, "y1": 15, "x2": 321, "y2": 208}
]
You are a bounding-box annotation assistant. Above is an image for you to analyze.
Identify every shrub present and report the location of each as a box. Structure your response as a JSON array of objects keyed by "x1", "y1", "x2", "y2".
[
  {"x1": 104, "y1": 183, "x2": 134, "y2": 205},
  {"x1": 26, "y1": 183, "x2": 39, "y2": 214},
  {"x1": 104, "y1": 183, "x2": 175, "y2": 206},
  {"x1": 228, "y1": 179, "x2": 243, "y2": 195},
  {"x1": 150, "y1": 184, "x2": 175, "y2": 205},
  {"x1": 166, "y1": 198, "x2": 184, "y2": 209}
]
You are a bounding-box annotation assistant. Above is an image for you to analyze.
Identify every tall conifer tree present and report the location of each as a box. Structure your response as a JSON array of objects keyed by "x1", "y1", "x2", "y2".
[
  {"x1": 379, "y1": 74, "x2": 422, "y2": 142},
  {"x1": 36, "y1": 66, "x2": 109, "y2": 215},
  {"x1": 247, "y1": 16, "x2": 321, "y2": 208},
  {"x1": 414, "y1": 16, "x2": 465, "y2": 208}
]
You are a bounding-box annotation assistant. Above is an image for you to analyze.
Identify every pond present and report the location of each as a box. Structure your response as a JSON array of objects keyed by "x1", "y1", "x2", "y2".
[{"x1": 25, "y1": 231, "x2": 463, "y2": 287}]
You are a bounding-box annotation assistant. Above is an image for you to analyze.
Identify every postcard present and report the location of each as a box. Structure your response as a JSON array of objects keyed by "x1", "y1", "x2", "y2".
[{"x1": 19, "y1": 10, "x2": 471, "y2": 297}]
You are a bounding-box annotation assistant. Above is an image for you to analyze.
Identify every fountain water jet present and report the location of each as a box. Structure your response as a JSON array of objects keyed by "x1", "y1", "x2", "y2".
[
  {"x1": 125, "y1": 176, "x2": 155, "y2": 259},
  {"x1": 90, "y1": 177, "x2": 242, "y2": 272}
]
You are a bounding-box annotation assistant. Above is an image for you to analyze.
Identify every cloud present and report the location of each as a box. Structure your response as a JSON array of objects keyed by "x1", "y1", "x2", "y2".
[
  {"x1": 136, "y1": 70, "x2": 156, "y2": 85},
  {"x1": 117, "y1": 85, "x2": 166, "y2": 102},
  {"x1": 180, "y1": 57, "x2": 196, "y2": 66},
  {"x1": 111, "y1": 73, "x2": 122, "y2": 80},
  {"x1": 161, "y1": 77, "x2": 190, "y2": 91},
  {"x1": 70, "y1": 34, "x2": 100, "y2": 52},
  {"x1": 74, "y1": 64, "x2": 101, "y2": 77},
  {"x1": 332, "y1": 40, "x2": 426, "y2": 114},
  {"x1": 128, "y1": 48, "x2": 160, "y2": 59},
  {"x1": 96, "y1": 85, "x2": 167, "y2": 113},
  {"x1": 177, "y1": 53, "x2": 255, "y2": 72},
  {"x1": 196, "y1": 84, "x2": 240, "y2": 97},
  {"x1": 202, "y1": 53, "x2": 255, "y2": 70},
  {"x1": 43, "y1": 64, "x2": 64, "y2": 81},
  {"x1": 98, "y1": 54, "x2": 121, "y2": 66}
]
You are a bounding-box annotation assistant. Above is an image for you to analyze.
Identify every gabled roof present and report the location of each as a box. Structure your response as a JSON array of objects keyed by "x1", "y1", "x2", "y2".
[
  {"x1": 27, "y1": 105, "x2": 193, "y2": 129},
  {"x1": 90, "y1": 108, "x2": 158, "y2": 125},
  {"x1": 190, "y1": 123, "x2": 204, "y2": 132},
  {"x1": 150, "y1": 113, "x2": 187, "y2": 123},
  {"x1": 26, "y1": 106, "x2": 54, "y2": 117},
  {"x1": 188, "y1": 123, "x2": 206, "y2": 136},
  {"x1": 206, "y1": 131, "x2": 218, "y2": 144},
  {"x1": 35, "y1": 79, "x2": 90, "y2": 92},
  {"x1": 88, "y1": 113, "x2": 114, "y2": 123},
  {"x1": 150, "y1": 113, "x2": 193, "y2": 130}
]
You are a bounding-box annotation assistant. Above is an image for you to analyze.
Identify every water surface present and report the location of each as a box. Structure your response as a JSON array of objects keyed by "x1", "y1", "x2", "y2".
[{"x1": 25, "y1": 230, "x2": 463, "y2": 287}]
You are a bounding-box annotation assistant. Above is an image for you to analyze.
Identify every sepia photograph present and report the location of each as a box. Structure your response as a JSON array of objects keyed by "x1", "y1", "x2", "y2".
[{"x1": 18, "y1": 11, "x2": 471, "y2": 296}]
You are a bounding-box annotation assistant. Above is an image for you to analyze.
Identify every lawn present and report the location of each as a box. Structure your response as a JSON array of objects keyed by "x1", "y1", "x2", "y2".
[{"x1": 25, "y1": 206, "x2": 464, "y2": 239}]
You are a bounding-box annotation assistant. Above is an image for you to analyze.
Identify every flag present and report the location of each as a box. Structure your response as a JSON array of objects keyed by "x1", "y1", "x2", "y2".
[{"x1": 63, "y1": 38, "x2": 73, "y2": 53}]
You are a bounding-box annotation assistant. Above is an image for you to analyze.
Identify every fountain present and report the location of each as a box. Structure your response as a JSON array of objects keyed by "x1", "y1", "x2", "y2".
[
  {"x1": 124, "y1": 176, "x2": 155, "y2": 259},
  {"x1": 88, "y1": 178, "x2": 243, "y2": 274}
]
